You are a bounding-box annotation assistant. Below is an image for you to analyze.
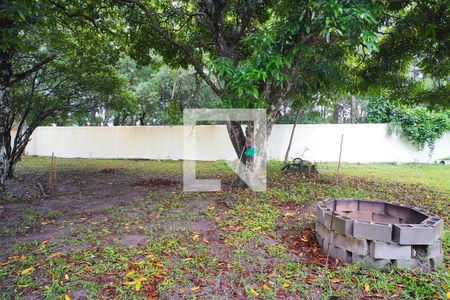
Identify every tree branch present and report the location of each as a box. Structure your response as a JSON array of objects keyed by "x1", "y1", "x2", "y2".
[
  {"x1": 122, "y1": 0, "x2": 223, "y2": 96},
  {"x1": 10, "y1": 55, "x2": 56, "y2": 85}
]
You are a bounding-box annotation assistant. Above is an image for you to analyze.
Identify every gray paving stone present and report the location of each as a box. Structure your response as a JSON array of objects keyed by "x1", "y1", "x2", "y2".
[
  {"x1": 393, "y1": 224, "x2": 435, "y2": 245},
  {"x1": 370, "y1": 241, "x2": 412, "y2": 260},
  {"x1": 353, "y1": 220, "x2": 392, "y2": 242}
]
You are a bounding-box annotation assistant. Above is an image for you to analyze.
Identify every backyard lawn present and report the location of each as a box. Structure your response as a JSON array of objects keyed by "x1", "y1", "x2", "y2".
[{"x1": 0, "y1": 157, "x2": 448, "y2": 299}]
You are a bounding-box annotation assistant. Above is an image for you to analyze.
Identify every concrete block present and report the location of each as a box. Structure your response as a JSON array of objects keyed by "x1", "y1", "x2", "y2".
[
  {"x1": 330, "y1": 214, "x2": 354, "y2": 235},
  {"x1": 315, "y1": 232, "x2": 324, "y2": 249},
  {"x1": 393, "y1": 224, "x2": 435, "y2": 245},
  {"x1": 315, "y1": 205, "x2": 326, "y2": 224},
  {"x1": 358, "y1": 200, "x2": 386, "y2": 213},
  {"x1": 327, "y1": 244, "x2": 352, "y2": 263},
  {"x1": 422, "y1": 217, "x2": 444, "y2": 240},
  {"x1": 408, "y1": 209, "x2": 428, "y2": 223},
  {"x1": 370, "y1": 241, "x2": 411, "y2": 260},
  {"x1": 393, "y1": 259, "x2": 425, "y2": 269},
  {"x1": 332, "y1": 231, "x2": 369, "y2": 255},
  {"x1": 317, "y1": 201, "x2": 329, "y2": 208},
  {"x1": 315, "y1": 221, "x2": 332, "y2": 245},
  {"x1": 385, "y1": 204, "x2": 427, "y2": 223},
  {"x1": 353, "y1": 221, "x2": 392, "y2": 242},
  {"x1": 426, "y1": 240, "x2": 443, "y2": 259},
  {"x1": 352, "y1": 254, "x2": 390, "y2": 267},
  {"x1": 372, "y1": 213, "x2": 400, "y2": 224},
  {"x1": 315, "y1": 221, "x2": 324, "y2": 238},
  {"x1": 430, "y1": 256, "x2": 443, "y2": 268},
  {"x1": 334, "y1": 199, "x2": 359, "y2": 212},
  {"x1": 385, "y1": 204, "x2": 411, "y2": 219},
  {"x1": 345, "y1": 211, "x2": 373, "y2": 222},
  {"x1": 433, "y1": 219, "x2": 444, "y2": 240},
  {"x1": 322, "y1": 210, "x2": 333, "y2": 227}
]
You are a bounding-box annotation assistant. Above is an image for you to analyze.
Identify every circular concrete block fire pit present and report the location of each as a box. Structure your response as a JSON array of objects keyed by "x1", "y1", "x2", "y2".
[{"x1": 315, "y1": 198, "x2": 444, "y2": 269}]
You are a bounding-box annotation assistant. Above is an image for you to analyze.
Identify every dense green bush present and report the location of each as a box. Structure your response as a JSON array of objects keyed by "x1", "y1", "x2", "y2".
[{"x1": 366, "y1": 98, "x2": 450, "y2": 154}]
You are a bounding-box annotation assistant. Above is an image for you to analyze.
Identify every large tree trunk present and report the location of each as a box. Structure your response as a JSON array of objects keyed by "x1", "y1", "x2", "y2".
[
  {"x1": 332, "y1": 103, "x2": 342, "y2": 123},
  {"x1": 350, "y1": 95, "x2": 358, "y2": 124},
  {"x1": 0, "y1": 50, "x2": 13, "y2": 194}
]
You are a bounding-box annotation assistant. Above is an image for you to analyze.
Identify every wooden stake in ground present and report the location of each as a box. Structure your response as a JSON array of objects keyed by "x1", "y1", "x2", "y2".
[
  {"x1": 284, "y1": 109, "x2": 301, "y2": 163},
  {"x1": 48, "y1": 152, "x2": 57, "y2": 195},
  {"x1": 325, "y1": 134, "x2": 344, "y2": 268}
]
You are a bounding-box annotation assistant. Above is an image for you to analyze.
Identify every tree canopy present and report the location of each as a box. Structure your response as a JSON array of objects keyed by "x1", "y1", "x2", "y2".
[{"x1": 0, "y1": 0, "x2": 449, "y2": 192}]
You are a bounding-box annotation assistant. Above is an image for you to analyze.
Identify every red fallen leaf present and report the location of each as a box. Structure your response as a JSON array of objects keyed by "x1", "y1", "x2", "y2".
[
  {"x1": 154, "y1": 263, "x2": 164, "y2": 269},
  {"x1": 230, "y1": 225, "x2": 244, "y2": 231},
  {"x1": 370, "y1": 292, "x2": 386, "y2": 298},
  {"x1": 306, "y1": 275, "x2": 315, "y2": 283},
  {"x1": 391, "y1": 284, "x2": 403, "y2": 298}
]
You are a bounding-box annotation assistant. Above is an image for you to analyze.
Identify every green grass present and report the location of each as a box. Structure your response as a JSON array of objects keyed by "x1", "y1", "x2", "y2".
[
  {"x1": 0, "y1": 157, "x2": 448, "y2": 299},
  {"x1": 319, "y1": 162, "x2": 450, "y2": 193}
]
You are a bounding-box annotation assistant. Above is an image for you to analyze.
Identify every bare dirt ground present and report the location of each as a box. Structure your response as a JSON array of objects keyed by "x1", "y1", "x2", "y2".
[{"x1": 0, "y1": 158, "x2": 448, "y2": 299}]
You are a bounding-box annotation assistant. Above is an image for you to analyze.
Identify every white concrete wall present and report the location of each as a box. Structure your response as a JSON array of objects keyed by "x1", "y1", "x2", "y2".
[{"x1": 24, "y1": 124, "x2": 450, "y2": 163}]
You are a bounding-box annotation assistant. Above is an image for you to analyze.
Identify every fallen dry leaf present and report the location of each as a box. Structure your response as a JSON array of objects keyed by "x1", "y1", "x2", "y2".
[
  {"x1": 20, "y1": 267, "x2": 34, "y2": 275},
  {"x1": 284, "y1": 212, "x2": 298, "y2": 217},
  {"x1": 249, "y1": 288, "x2": 259, "y2": 296},
  {"x1": 49, "y1": 252, "x2": 62, "y2": 258}
]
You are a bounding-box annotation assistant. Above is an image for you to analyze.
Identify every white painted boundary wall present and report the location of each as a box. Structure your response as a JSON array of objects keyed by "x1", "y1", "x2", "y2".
[{"x1": 24, "y1": 124, "x2": 450, "y2": 163}]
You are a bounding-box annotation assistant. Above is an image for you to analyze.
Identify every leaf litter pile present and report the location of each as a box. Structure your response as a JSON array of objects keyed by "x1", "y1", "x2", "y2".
[{"x1": 0, "y1": 158, "x2": 448, "y2": 299}]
